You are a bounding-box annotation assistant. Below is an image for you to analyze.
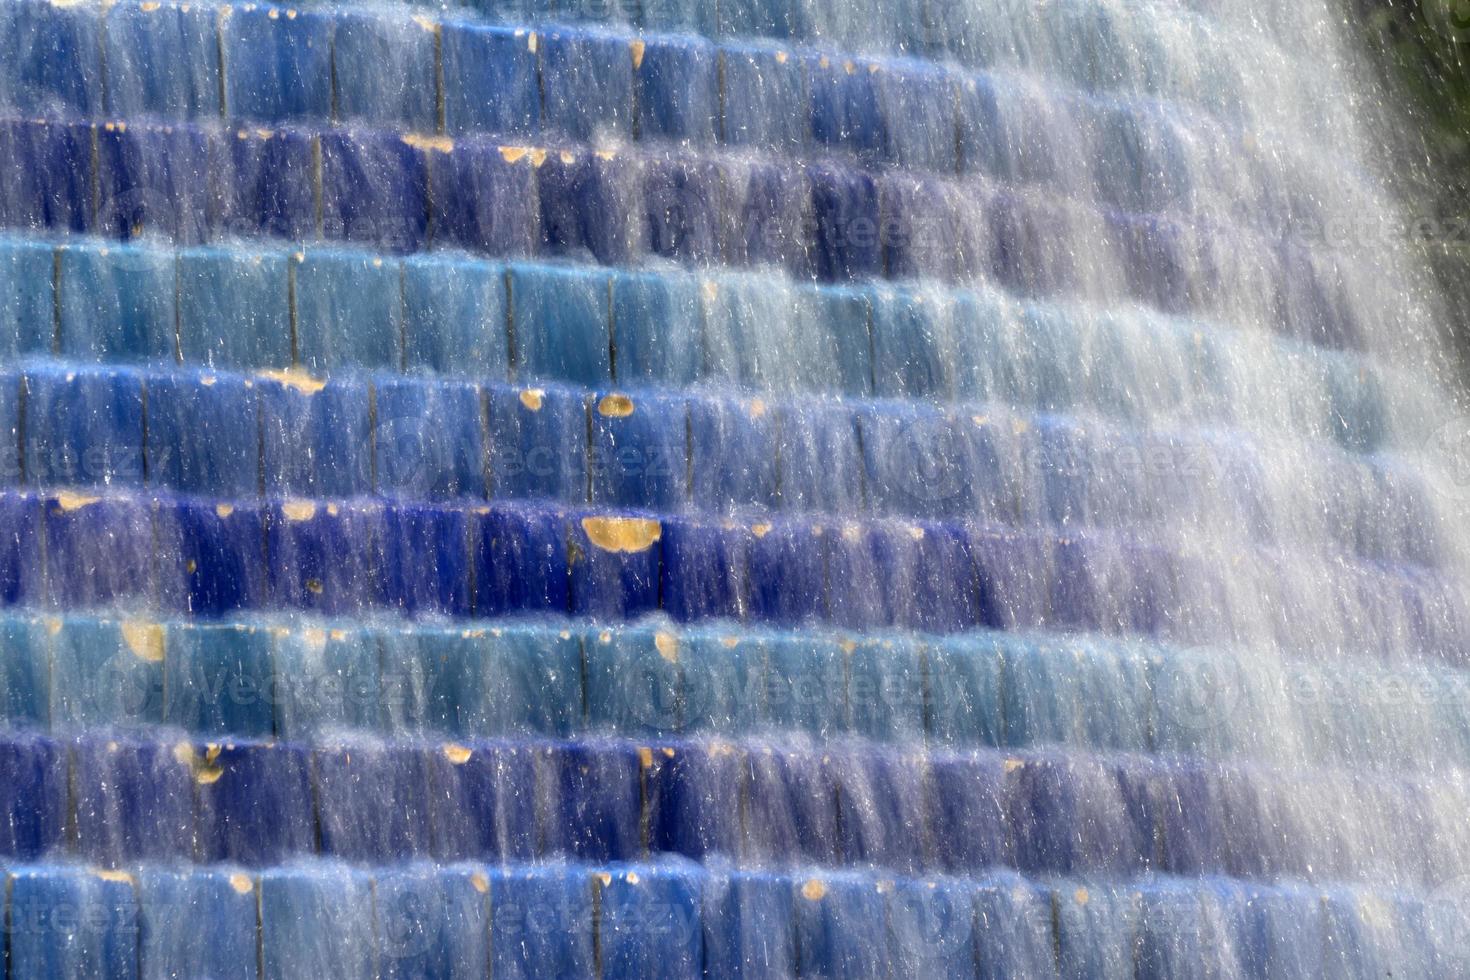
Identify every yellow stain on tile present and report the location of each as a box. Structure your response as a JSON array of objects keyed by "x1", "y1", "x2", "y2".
[
  {"x1": 402, "y1": 133, "x2": 454, "y2": 154},
  {"x1": 122, "y1": 621, "x2": 165, "y2": 663},
  {"x1": 519, "y1": 388, "x2": 545, "y2": 411},
  {"x1": 443, "y1": 744, "x2": 473, "y2": 764},
  {"x1": 654, "y1": 631, "x2": 679, "y2": 664},
  {"x1": 230, "y1": 873, "x2": 254, "y2": 895},
  {"x1": 598, "y1": 393, "x2": 635, "y2": 417},
  {"x1": 581, "y1": 516, "x2": 662, "y2": 553},
  {"x1": 257, "y1": 368, "x2": 326, "y2": 394},
  {"x1": 630, "y1": 39, "x2": 646, "y2": 69},
  {"x1": 53, "y1": 492, "x2": 100, "y2": 512},
  {"x1": 801, "y1": 879, "x2": 827, "y2": 901},
  {"x1": 281, "y1": 500, "x2": 316, "y2": 522}
]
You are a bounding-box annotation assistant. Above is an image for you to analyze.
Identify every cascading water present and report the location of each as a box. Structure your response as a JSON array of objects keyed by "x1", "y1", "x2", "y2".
[{"x1": 0, "y1": 0, "x2": 1466, "y2": 975}]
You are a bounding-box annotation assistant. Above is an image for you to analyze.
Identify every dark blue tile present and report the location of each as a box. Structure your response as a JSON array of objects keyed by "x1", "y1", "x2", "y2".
[
  {"x1": 333, "y1": 10, "x2": 437, "y2": 129},
  {"x1": 72, "y1": 735, "x2": 195, "y2": 863},
  {"x1": 489, "y1": 866, "x2": 596, "y2": 980},
  {"x1": 987, "y1": 191, "x2": 1080, "y2": 299},
  {"x1": 702, "y1": 871, "x2": 797, "y2": 980},
  {"x1": 320, "y1": 130, "x2": 429, "y2": 251},
  {"x1": 442, "y1": 22, "x2": 541, "y2": 137},
  {"x1": 744, "y1": 518, "x2": 825, "y2": 625},
  {"x1": 195, "y1": 739, "x2": 315, "y2": 866},
  {"x1": 266, "y1": 499, "x2": 387, "y2": 614},
  {"x1": 0, "y1": 616, "x2": 48, "y2": 728},
  {"x1": 1108, "y1": 212, "x2": 1191, "y2": 314},
  {"x1": 611, "y1": 268, "x2": 702, "y2": 385},
  {"x1": 259, "y1": 374, "x2": 372, "y2": 498},
  {"x1": 597, "y1": 865, "x2": 705, "y2": 980},
  {"x1": 509, "y1": 263, "x2": 612, "y2": 386},
  {"x1": 955, "y1": 75, "x2": 1002, "y2": 175},
  {"x1": 153, "y1": 496, "x2": 268, "y2": 617},
  {"x1": 376, "y1": 866, "x2": 492, "y2": 980},
  {"x1": 486, "y1": 382, "x2": 587, "y2": 502},
  {"x1": 96, "y1": 121, "x2": 212, "y2": 243},
  {"x1": 689, "y1": 395, "x2": 779, "y2": 512},
  {"x1": 536, "y1": 148, "x2": 642, "y2": 265},
  {"x1": 741, "y1": 746, "x2": 839, "y2": 862},
  {"x1": 0, "y1": 493, "x2": 45, "y2": 606},
  {"x1": 538, "y1": 740, "x2": 642, "y2": 860},
  {"x1": 720, "y1": 43, "x2": 806, "y2": 152},
  {"x1": 660, "y1": 518, "x2": 749, "y2": 623},
  {"x1": 259, "y1": 865, "x2": 376, "y2": 980},
  {"x1": 145, "y1": 370, "x2": 259, "y2": 497},
  {"x1": 831, "y1": 746, "x2": 932, "y2": 869},
  {"x1": 429, "y1": 137, "x2": 539, "y2": 256},
  {"x1": 589, "y1": 389, "x2": 689, "y2": 510},
  {"x1": 103, "y1": 0, "x2": 221, "y2": 119},
  {"x1": 0, "y1": 732, "x2": 66, "y2": 857},
  {"x1": 0, "y1": 237, "x2": 54, "y2": 357},
  {"x1": 222, "y1": 4, "x2": 333, "y2": 123},
  {"x1": 971, "y1": 527, "x2": 1050, "y2": 630},
  {"x1": 636, "y1": 35, "x2": 718, "y2": 144},
  {"x1": 541, "y1": 28, "x2": 635, "y2": 141},
  {"x1": 726, "y1": 160, "x2": 812, "y2": 272},
  {"x1": 569, "y1": 511, "x2": 662, "y2": 619},
  {"x1": 642, "y1": 158, "x2": 728, "y2": 266},
  {"x1": 163, "y1": 621, "x2": 275, "y2": 737},
  {"x1": 646, "y1": 740, "x2": 744, "y2": 857},
  {"x1": 177, "y1": 246, "x2": 292, "y2": 370},
  {"x1": 380, "y1": 503, "x2": 472, "y2": 617},
  {"x1": 1212, "y1": 882, "x2": 1326, "y2": 980},
  {"x1": 0, "y1": 0, "x2": 102, "y2": 115},
  {"x1": 880, "y1": 174, "x2": 978, "y2": 281},
  {"x1": 315, "y1": 741, "x2": 436, "y2": 861},
  {"x1": 0, "y1": 370, "x2": 17, "y2": 487},
  {"x1": 927, "y1": 753, "x2": 1012, "y2": 873},
  {"x1": 138, "y1": 869, "x2": 260, "y2": 980},
  {"x1": 375, "y1": 378, "x2": 486, "y2": 500},
  {"x1": 806, "y1": 162, "x2": 882, "y2": 282},
  {"x1": 292, "y1": 248, "x2": 403, "y2": 373},
  {"x1": 1006, "y1": 754, "x2": 1151, "y2": 875},
  {"x1": 431, "y1": 740, "x2": 539, "y2": 860},
  {"x1": 470, "y1": 503, "x2": 571, "y2": 615},
  {"x1": 794, "y1": 872, "x2": 895, "y2": 979},
  {"x1": 9, "y1": 867, "x2": 139, "y2": 980},
  {"x1": 210, "y1": 126, "x2": 317, "y2": 240},
  {"x1": 44, "y1": 494, "x2": 157, "y2": 609},
  {"x1": 58, "y1": 243, "x2": 175, "y2": 364},
  {"x1": 402, "y1": 253, "x2": 509, "y2": 379},
  {"x1": 0, "y1": 118, "x2": 95, "y2": 234}
]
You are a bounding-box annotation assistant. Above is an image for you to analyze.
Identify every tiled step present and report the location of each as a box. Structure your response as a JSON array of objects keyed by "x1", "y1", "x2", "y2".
[
  {"x1": 6, "y1": 613, "x2": 1470, "y2": 773},
  {"x1": 0, "y1": 0, "x2": 1300, "y2": 133},
  {"x1": 0, "y1": 236, "x2": 1397, "y2": 454},
  {"x1": 0, "y1": 360, "x2": 1431, "y2": 566},
  {"x1": 0, "y1": 489, "x2": 1462, "y2": 656},
  {"x1": 0, "y1": 115, "x2": 1368, "y2": 350},
  {"x1": 0, "y1": 860, "x2": 1449, "y2": 979},
  {"x1": 0, "y1": 732, "x2": 1465, "y2": 889}
]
